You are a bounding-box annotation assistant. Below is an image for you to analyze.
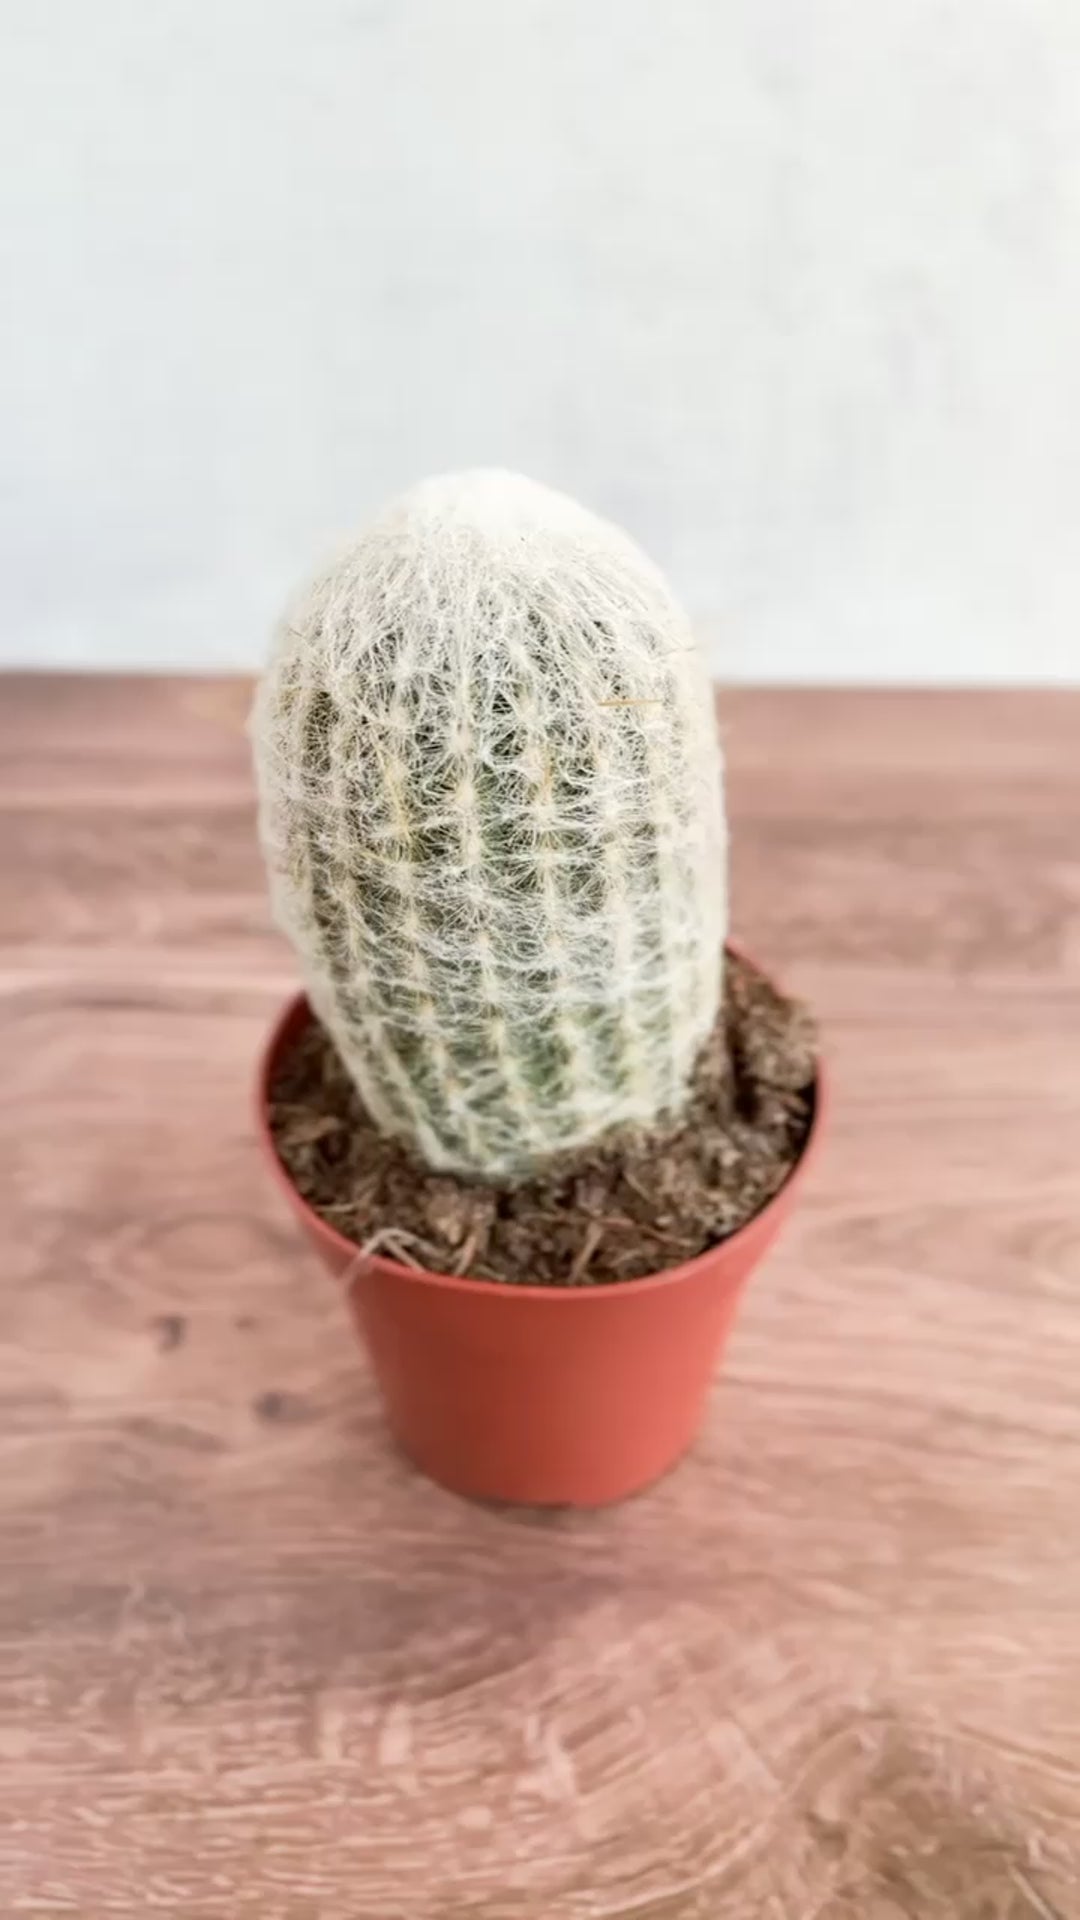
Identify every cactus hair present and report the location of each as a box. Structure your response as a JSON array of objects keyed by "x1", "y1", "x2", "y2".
[{"x1": 253, "y1": 470, "x2": 727, "y2": 1180}]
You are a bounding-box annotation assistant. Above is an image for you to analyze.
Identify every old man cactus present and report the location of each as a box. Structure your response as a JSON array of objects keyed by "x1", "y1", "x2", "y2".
[{"x1": 253, "y1": 470, "x2": 727, "y2": 1179}]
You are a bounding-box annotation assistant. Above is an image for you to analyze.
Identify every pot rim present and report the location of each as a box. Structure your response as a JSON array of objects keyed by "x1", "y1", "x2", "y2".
[{"x1": 255, "y1": 946, "x2": 826, "y2": 1302}]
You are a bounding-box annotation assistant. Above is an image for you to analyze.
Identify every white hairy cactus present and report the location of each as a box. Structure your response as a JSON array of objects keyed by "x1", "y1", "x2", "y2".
[{"x1": 253, "y1": 470, "x2": 727, "y2": 1179}]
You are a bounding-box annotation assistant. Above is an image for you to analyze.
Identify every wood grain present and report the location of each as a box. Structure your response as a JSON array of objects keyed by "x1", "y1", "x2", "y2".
[{"x1": 1, "y1": 675, "x2": 1078, "y2": 1919}]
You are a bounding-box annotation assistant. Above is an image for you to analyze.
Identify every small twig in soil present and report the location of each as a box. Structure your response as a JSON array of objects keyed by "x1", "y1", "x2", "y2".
[
  {"x1": 568, "y1": 1220, "x2": 604, "y2": 1284},
  {"x1": 360, "y1": 1227, "x2": 442, "y2": 1271},
  {"x1": 594, "y1": 1212, "x2": 693, "y2": 1253},
  {"x1": 454, "y1": 1231, "x2": 478, "y2": 1277},
  {"x1": 621, "y1": 1169, "x2": 654, "y2": 1206}
]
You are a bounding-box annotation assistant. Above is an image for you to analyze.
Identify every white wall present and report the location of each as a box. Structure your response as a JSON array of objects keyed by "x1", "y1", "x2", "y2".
[{"x1": 2, "y1": 1, "x2": 1078, "y2": 681}]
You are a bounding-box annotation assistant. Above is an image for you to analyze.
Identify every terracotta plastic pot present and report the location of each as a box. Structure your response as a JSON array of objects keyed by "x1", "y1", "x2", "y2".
[{"x1": 256, "y1": 962, "x2": 824, "y2": 1506}]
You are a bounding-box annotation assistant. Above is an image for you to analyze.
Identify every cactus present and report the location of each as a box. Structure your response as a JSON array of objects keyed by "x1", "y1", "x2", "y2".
[{"x1": 253, "y1": 470, "x2": 727, "y2": 1180}]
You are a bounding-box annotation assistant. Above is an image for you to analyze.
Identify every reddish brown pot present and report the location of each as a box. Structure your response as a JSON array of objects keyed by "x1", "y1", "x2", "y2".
[{"x1": 256, "y1": 965, "x2": 824, "y2": 1506}]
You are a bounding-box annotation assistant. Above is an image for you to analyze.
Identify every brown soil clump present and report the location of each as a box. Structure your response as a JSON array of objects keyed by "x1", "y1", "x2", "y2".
[{"x1": 269, "y1": 951, "x2": 817, "y2": 1287}]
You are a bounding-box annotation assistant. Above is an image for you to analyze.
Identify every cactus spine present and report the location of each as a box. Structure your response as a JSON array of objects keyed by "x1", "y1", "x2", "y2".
[{"x1": 253, "y1": 470, "x2": 727, "y2": 1180}]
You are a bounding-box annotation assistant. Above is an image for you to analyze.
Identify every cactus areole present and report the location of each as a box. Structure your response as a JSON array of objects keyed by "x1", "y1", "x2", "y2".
[{"x1": 254, "y1": 471, "x2": 727, "y2": 1183}]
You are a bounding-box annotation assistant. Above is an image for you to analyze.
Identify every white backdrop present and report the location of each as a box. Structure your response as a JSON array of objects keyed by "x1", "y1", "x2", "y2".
[{"x1": 2, "y1": 1, "x2": 1078, "y2": 681}]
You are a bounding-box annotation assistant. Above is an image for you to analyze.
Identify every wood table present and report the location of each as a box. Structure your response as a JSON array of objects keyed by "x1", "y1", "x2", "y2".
[{"x1": 2, "y1": 677, "x2": 1078, "y2": 1919}]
